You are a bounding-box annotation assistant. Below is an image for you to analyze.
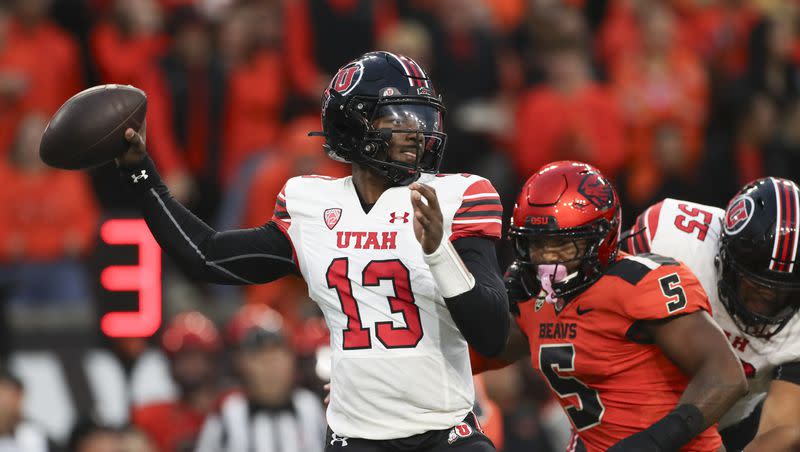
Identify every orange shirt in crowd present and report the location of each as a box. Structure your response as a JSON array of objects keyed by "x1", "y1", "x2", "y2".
[
  {"x1": 0, "y1": 20, "x2": 81, "y2": 153},
  {"x1": 0, "y1": 39, "x2": 39, "y2": 155},
  {"x1": 612, "y1": 48, "x2": 708, "y2": 161},
  {"x1": 7, "y1": 19, "x2": 81, "y2": 109},
  {"x1": 90, "y1": 22, "x2": 186, "y2": 178},
  {"x1": 90, "y1": 22, "x2": 168, "y2": 84},
  {"x1": 136, "y1": 66, "x2": 187, "y2": 178},
  {"x1": 597, "y1": 1, "x2": 695, "y2": 68},
  {"x1": 685, "y1": 3, "x2": 759, "y2": 77},
  {"x1": 284, "y1": 0, "x2": 397, "y2": 96},
  {"x1": 0, "y1": 165, "x2": 98, "y2": 262},
  {"x1": 132, "y1": 401, "x2": 206, "y2": 452},
  {"x1": 221, "y1": 50, "x2": 286, "y2": 185},
  {"x1": 596, "y1": 1, "x2": 641, "y2": 67},
  {"x1": 612, "y1": 47, "x2": 707, "y2": 203},
  {"x1": 482, "y1": 0, "x2": 526, "y2": 32},
  {"x1": 513, "y1": 84, "x2": 626, "y2": 180}
]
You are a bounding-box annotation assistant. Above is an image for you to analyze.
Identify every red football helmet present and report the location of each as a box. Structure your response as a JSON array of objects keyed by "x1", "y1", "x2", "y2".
[
  {"x1": 225, "y1": 304, "x2": 286, "y2": 348},
  {"x1": 509, "y1": 161, "x2": 621, "y2": 300},
  {"x1": 160, "y1": 311, "x2": 222, "y2": 357}
]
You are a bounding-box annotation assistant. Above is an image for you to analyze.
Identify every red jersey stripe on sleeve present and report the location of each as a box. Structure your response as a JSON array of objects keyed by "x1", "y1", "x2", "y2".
[
  {"x1": 462, "y1": 178, "x2": 500, "y2": 198},
  {"x1": 644, "y1": 201, "x2": 664, "y2": 246},
  {"x1": 269, "y1": 183, "x2": 299, "y2": 266},
  {"x1": 625, "y1": 201, "x2": 664, "y2": 254},
  {"x1": 451, "y1": 179, "x2": 503, "y2": 240},
  {"x1": 271, "y1": 185, "x2": 292, "y2": 232}
]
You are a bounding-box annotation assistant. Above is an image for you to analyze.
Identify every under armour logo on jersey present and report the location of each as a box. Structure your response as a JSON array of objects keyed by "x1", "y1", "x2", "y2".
[
  {"x1": 389, "y1": 211, "x2": 410, "y2": 224},
  {"x1": 330, "y1": 433, "x2": 349, "y2": 447},
  {"x1": 131, "y1": 170, "x2": 148, "y2": 183}
]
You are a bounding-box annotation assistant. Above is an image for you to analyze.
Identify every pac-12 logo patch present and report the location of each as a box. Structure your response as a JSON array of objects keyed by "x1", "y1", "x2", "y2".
[
  {"x1": 330, "y1": 62, "x2": 364, "y2": 95},
  {"x1": 447, "y1": 422, "x2": 475, "y2": 444},
  {"x1": 724, "y1": 195, "x2": 754, "y2": 235},
  {"x1": 324, "y1": 208, "x2": 342, "y2": 230}
]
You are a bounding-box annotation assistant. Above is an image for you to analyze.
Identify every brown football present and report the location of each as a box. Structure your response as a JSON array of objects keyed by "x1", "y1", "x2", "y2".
[{"x1": 39, "y1": 84, "x2": 147, "y2": 170}]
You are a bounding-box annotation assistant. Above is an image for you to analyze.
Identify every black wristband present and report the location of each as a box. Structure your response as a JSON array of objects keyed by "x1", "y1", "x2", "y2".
[
  {"x1": 642, "y1": 404, "x2": 705, "y2": 451},
  {"x1": 774, "y1": 361, "x2": 800, "y2": 385},
  {"x1": 118, "y1": 156, "x2": 164, "y2": 194}
]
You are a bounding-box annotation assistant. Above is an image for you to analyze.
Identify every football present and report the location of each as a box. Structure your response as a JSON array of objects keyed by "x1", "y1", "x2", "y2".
[{"x1": 39, "y1": 84, "x2": 147, "y2": 170}]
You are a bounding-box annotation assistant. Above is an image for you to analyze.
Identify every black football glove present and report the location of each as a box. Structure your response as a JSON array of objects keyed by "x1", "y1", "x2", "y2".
[{"x1": 504, "y1": 261, "x2": 535, "y2": 315}]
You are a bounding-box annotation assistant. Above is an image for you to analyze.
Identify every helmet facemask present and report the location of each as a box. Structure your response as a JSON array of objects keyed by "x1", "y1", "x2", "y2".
[
  {"x1": 717, "y1": 246, "x2": 800, "y2": 339},
  {"x1": 321, "y1": 89, "x2": 447, "y2": 186},
  {"x1": 510, "y1": 220, "x2": 612, "y2": 304}
]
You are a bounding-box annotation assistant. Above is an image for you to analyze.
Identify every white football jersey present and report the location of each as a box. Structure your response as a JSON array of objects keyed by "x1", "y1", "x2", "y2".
[
  {"x1": 271, "y1": 173, "x2": 502, "y2": 439},
  {"x1": 624, "y1": 198, "x2": 800, "y2": 428}
]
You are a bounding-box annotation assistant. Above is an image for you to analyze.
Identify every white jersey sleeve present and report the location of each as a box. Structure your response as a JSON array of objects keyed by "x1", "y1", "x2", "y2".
[
  {"x1": 274, "y1": 173, "x2": 501, "y2": 440},
  {"x1": 622, "y1": 198, "x2": 800, "y2": 428},
  {"x1": 621, "y1": 198, "x2": 724, "y2": 298}
]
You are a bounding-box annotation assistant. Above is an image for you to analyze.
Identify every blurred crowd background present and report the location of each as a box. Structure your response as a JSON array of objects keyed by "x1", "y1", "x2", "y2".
[{"x1": 1, "y1": 0, "x2": 799, "y2": 450}]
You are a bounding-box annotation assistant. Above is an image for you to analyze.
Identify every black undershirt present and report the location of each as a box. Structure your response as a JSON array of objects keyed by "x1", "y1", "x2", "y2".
[{"x1": 120, "y1": 157, "x2": 509, "y2": 356}]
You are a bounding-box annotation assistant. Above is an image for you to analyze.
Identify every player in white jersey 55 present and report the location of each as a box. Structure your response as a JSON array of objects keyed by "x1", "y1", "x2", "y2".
[
  {"x1": 622, "y1": 177, "x2": 800, "y2": 452},
  {"x1": 111, "y1": 51, "x2": 509, "y2": 452}
]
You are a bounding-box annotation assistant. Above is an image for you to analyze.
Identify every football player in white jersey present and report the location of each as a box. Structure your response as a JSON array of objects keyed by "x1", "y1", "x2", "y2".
[
  {"x1": 621, "y1": 177, "x2": 800, "y2": 451},
  {"x1": 111, "y1": 51, "x2": 509, "y2": 451}
]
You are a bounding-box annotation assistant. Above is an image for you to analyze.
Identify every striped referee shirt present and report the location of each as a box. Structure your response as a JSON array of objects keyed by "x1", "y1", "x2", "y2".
[{"x1": 194, "y1": 389, "x2": 325, "y2": 452}]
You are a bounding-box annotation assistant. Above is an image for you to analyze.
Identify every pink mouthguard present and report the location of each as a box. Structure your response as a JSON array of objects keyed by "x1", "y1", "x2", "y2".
[{"x1": 537, "y1": 264, "x2": 568, "y2": 303}]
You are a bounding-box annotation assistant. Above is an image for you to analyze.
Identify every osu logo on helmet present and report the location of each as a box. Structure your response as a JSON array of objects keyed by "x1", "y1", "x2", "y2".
[{"x1": 577, "y1": 173, "x2": 614, "y2": 209}]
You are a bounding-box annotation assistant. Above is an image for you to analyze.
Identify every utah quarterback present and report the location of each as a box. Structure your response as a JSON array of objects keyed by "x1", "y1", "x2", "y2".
[
  {"x1": 473, "y1": 162, "x2": 746, "y2": 451},
  {"x1": 622, "y1": 178, "x2": 800, "y2": 451},
  {"x1": 114, "y1": 51, "x2": 509, "y2": 451}
]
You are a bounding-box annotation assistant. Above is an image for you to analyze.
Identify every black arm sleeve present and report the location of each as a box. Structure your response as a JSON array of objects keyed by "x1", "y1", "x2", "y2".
[
  {"x1": 119, "y1": 157, "x2": 296, "y2": 285},
  {"x1": 444, "y1": 237, "x2": 510, "y2": 357}
]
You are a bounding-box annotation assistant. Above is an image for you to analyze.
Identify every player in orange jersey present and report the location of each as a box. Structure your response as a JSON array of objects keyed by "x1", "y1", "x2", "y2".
[{"x1": 473, "y1": 161, "x2": 747, "y2": 451}]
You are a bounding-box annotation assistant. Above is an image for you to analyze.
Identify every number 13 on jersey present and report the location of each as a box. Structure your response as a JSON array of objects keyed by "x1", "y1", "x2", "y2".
[{"x1": 326, "y1": 257, "x2": 424, "y2": 350}]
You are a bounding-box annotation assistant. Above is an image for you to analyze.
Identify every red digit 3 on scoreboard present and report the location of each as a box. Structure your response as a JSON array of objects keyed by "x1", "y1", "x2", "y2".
[{"x1": 99, "y1": 219, "x2": 162, "y2": 337}]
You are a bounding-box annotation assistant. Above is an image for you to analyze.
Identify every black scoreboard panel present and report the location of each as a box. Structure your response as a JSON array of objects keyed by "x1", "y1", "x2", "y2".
[{"x1": 91, "y1": 217, "x2": 163, "y2": 338}]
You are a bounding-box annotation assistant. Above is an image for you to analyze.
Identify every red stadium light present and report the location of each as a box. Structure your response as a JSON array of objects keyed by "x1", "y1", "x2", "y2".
[{"x1": 99, "y1": 219, "x2": 162, "y2": 337}]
